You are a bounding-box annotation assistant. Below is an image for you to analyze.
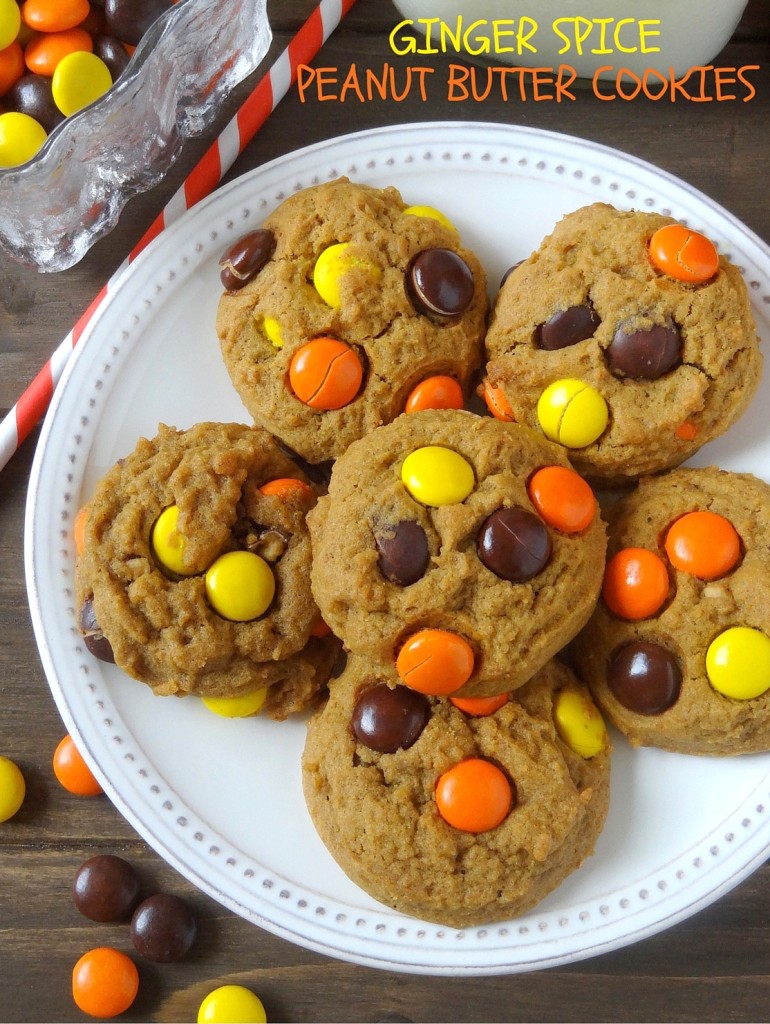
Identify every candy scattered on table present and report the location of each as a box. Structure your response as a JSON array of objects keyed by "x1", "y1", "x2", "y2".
[
  {"x1": 130, "y1": 892, "x2": 197, "y2": 963},
  {"x1": 53, "y1": 734, "x2": 103, "y2": 796},
  {"x1": 72, "y1": 854, "x2": 141, "y2": 922},
  {"x1": 71, "y1": 946, "x2": 139, "y2": 1018},
  {"x1": 0, "y1": 754, "x2": 25, "y2": 822},
  {"x1": 197, "y1": 984, "x2": 267, "y2": 1024}
]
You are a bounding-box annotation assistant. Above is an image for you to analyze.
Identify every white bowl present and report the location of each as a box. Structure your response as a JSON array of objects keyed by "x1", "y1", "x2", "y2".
[{"x1": 390, "y1": 0, "x2": 749, "y2": 79}]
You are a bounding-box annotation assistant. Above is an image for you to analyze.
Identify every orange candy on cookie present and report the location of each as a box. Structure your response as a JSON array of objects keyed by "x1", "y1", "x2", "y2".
[
  {"x1": 665, "y1": 510, "x2": 741, "y2": 580},
  {"x1": 648, "y1": 224, "x2": 719, "y2": 283},
  {"x1": 396, "y1": 628, "x2": 474, "y2": 695},
  {"x1": 404, "y1": 375, "x2": 463, "y2": 414},
  {"x1": 482, "y1": 379, "x2": 515, "y2": 422},
  {"x1": 288, "y1": 337, "x2": 363, "y2": 410},
  {"x1": 602, "y1": 547, "x2": 669, "y2": 620},
  {"x1": 435, "y1": 758, "x2": 513, "y2": 833},
  {"x1": 259, "y1": 477, "x2": 314, "y2": 500},
  {"x1": 449, "y1": 693, "x2": 508, "y2": 716},
  {"x1": 527, "y1": 465, "x2": 596, "y2": 534}
]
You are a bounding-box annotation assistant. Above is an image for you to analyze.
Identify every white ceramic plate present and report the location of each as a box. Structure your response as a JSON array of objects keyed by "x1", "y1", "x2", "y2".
[{"x1": 26, "y1": 122, "x2": 770, "y2": 976}]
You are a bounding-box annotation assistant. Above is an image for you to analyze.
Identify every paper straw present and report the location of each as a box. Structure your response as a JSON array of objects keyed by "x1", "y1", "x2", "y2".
[{"x1": 0, "y1": 0, "x2": 358, "y2": 472}]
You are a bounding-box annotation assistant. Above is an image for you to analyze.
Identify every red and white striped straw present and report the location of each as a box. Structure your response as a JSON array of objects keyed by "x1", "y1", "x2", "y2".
[{"x1": 0, "y1": 0, "x2": 358, "y2": 473}]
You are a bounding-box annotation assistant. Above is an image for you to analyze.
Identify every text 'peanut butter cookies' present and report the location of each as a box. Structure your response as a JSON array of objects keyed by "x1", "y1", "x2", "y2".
[
  {"x1": 484, "y1": 203, "x2": 761, "y2": 484},
  {"x1": 75, "y1": 421, "x2": 340, "y2": 717},
  {"x1": 302, "y1": 656, "x2": 611, "y2": 928},
  {"x1": 308, "y1": 409, "x2": 607, "y2": 697},
  {"x1": 572, "y1": 466, "x2": 770, "y2": 755},
  {"x1": 216, "y1": 178, "x2": 488, "y2": 464}
]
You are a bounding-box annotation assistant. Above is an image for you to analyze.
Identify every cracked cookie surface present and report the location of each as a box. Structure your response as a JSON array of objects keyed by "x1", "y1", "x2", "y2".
[
  {"x1": 75, "y1": 421, "x2": 338, "y2": 711},
  {"x1": 484, "y1": 203, "x2": 761, "y2": 484},
  {"x1": 302, "y1": 655, "x2": 611, "y2": 927},
  {"x1": 572, "y1": 466, "x2": 770, "y2": 754},
  {"x1": 307, "y1": 409, "x2": 607, "y2": 697},
  {"x1": 216, "y1": 178, "x2": 488, "y2": 464}
]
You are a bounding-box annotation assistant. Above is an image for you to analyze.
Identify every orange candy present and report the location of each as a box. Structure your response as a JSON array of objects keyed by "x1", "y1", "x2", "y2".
[
  {"x1": 53, "y1": 734, "x2": 103, "y2": 796},
  {"x1": 482, "y1": 379, "x2": 515, "y2": 421},
  {"x1": 528, "y1": 465, "x2": 596, "y2": 534},
  {"x1": 73, "y1": 503, "x2": 88, "y2": 555},
  {"x1": 602, "y1": 547, "x2": 669, "y2": 620},
  {"x1": 310, "y1": 617, "x2": 332, "y2": 638},
  {"x1": 396, "y1": 629, "x2": 474, "y2": 696},
  {"x1": 288, "y1": 337, "x2": 362, "y2": 410},
  {"x1": 25, "y1": 27, "x2": 93, "y2": 76},
  {"x1": 404, "y1": 375, "x2": 464, "y2": 414},
  {"x1": 435, "y1": 758, "x2": 513, "y2": 832},
  {"x1": 72, "y1": 947, "x2": 139, "y2": 1018},
  {"x1": 259, "y1": 477, "x2": 314, "y2": 500},
  {"x1": 665, "y1": 510, "x2": 741, "y2": 580},
  {"x1": 674, "y1": 421, "x2": 699, "y2": 441},
  {"x1": 648, "y1": 224, "x2": 719, "y2": 283},
  {"x1": 0, "y1": 41, "x2": 24, "y2": 96},
  {"x1": 21, "y1": 0, "x2": 90, "y2": 33},
  {"x1": 449, "y1": 692, "x2": 508, "y2": 716}
]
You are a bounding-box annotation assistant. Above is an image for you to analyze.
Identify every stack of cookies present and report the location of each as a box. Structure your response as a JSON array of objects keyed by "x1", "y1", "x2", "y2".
[{"x1": 75, "y1": 179, "x2": 765, "y2": 928}]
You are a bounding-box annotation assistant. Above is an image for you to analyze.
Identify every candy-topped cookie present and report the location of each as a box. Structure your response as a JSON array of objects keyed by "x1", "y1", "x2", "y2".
[
  {"x1": 215, "y1": 178, "x2": 488, "y2": 464},
  {"x1": 572, "y1": 466, "x2": 770, "y2": 755},
  {"x1": 484, "y1": 203, "x2": 761, "y2": 484},
  {"x1": 302, "y1": 654, "x2": 611, "y2": 928},
  {"x1": 75, "y1": 421, "x2": 339, "y2": 715},
  {"x1": 307, "y1": 409, "x2": 607, "y2": 697}
]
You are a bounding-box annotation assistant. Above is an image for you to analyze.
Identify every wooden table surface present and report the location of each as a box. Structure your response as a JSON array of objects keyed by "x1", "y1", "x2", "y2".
[{"x1": 1, "y1": 2, "x2": 769, "y2": 1020}]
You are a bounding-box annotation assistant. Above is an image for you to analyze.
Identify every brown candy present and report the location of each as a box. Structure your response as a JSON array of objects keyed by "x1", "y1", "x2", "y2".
[
  {"x1": 375, "y1": 521, "x2": 430, "y2": 586},
  {"x1": 80, "y1": 598, "x2": 115, "y2": 663},
  {"x1": 607, "y1": 318, "x2": 682, "y2": 379},
  {"x1": 72, "y1": 854, "x2": 141, "y2": 922},
  {"x1": 477, "y1": 507, "x2": 552, "y2": 582},
  {"x1": 607, "y1": 640, "x2": 682, "y2": 715},
  {"x1": 351, "y1": 683, "x2": 431, "y2": 753},
  {"x1": 219, "y1": 229, "x2": 276, "y2": 291},
  {"x1": 130, "y1": 893, "x2": 197, "y2": 963},
  {"x1": 104, "y1": 0, "x2": 175, "y2": 46},
  {"x1": 535, "y1": 302, "x2": 600, "y2": 350},
  {"x1": 407, "y1": 248, "x2": 475, "y2": 320}
]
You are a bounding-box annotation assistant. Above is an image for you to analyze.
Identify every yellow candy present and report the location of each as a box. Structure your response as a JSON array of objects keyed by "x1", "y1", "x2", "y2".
[
  {"x1": 553, "y1": 688, "x2": 608, "y2": 759},
  {"x1": 537, "y1": 378, "x2": 608, "y2": 449},
  {"x1": 0, "y1": 0, "x2": 21, "y2": 50},
  {"x1": 205, "y1": 551, "x2": 275, "y2": 622},
  {"x1": 202, "y1": 687, "x2": 268, "y2": 718},
  {"x1": 151, "y1": 506, "x2": 192, "y2": 576},
  {"x1": 0, "y1": 755, "x2": 25, "y2": 823},
  {"x1": 312, "y1": 242, "x2": 380, "y2": 307},
  {"x1": 263, "y1": 316, "x2": 283, "y2": 349},
  {"x1": 706, "y1": 626, "x2": 770, "y2": 700},
  {"x1": 401, "y1": 446, "x2": 475, "y2": 506},
  {"x1": 198, "y1": 985, "x2": 267, "y2": 1024},
  {"x1": 0, "y1": 112, "x2": 47, "y2": 168},
  {"x1": 403, "y1": 205, "x2": 457, "y2": 232},
  {"x1": 52, "y1": 51, "x2": 112, "y2": 117}
]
